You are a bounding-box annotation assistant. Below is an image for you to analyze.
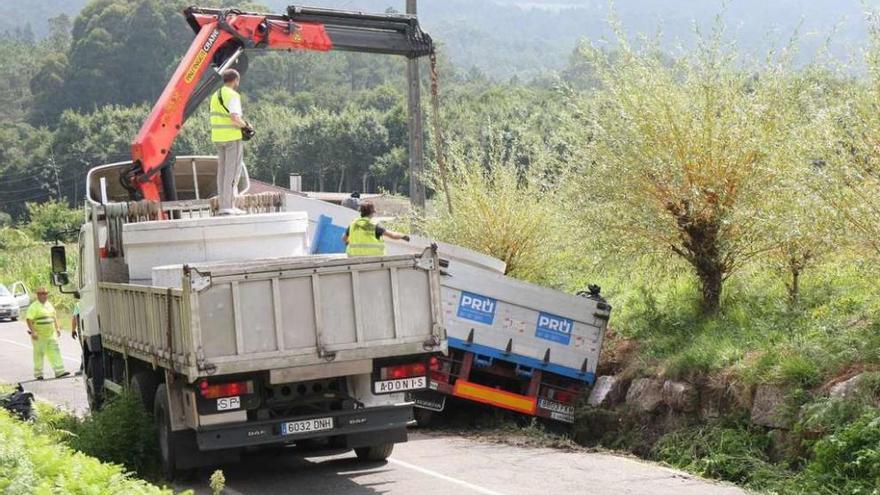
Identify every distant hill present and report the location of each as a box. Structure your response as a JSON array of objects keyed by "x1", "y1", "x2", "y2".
[
  {"x1": 0, "y1": 0, "x2": 85, "y2": 39},
  {"x1": 6, "y1": 0, "x2": 880, "y2": 78}
]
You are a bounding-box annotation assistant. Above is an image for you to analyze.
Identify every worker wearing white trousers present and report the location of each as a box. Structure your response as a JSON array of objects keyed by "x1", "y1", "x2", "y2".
[{"x1": 210, "y1": 68, "x2": 252, "y2": 215}]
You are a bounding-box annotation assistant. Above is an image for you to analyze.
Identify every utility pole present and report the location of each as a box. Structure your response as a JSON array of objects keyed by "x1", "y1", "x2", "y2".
[{"x1": 406, "y1": 0, "x2": 426, "y2": 213}]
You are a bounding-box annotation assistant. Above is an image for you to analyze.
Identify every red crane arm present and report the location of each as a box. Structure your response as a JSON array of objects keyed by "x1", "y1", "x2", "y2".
[{"x1": 126, "y1": 6, "x2": 433, "y2": 202}]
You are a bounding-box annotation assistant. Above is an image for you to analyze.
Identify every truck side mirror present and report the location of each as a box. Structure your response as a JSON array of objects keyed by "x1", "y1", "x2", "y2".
[
  {"x1": 50, "y1": 245, "x2": 67, "y2": 274},
  {"x1": 52, "y1": 272, "x2": 70, "y2": 287}
]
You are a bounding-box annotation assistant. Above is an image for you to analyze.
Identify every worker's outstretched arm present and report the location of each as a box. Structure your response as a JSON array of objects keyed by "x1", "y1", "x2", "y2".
[{"x1": 383, "y1": 230, "x2": 411, "y2": 242}]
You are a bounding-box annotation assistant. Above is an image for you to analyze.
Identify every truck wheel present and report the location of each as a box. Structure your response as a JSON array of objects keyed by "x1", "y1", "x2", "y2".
[
  {"x1": 10, "y1": 316, "x2": 17, "y2": 322},
  {"x1": 111, "y1": 356, "x2": 125, "y2": 384},
  {"x1": 413, "y1": 408, "x2": 434, "y2": 427},
  {"x1": 154, "y1": 384, "x2": 196, "y2": 481},
  {"x1": 354, "y1": 443, "x2": 394, "y2": 462},
  {"x1": 131, "y1": 372, "x2": 160, "y2": 413},
  {"x1": 86, "y1": 354, "x2": 104, "y2": 411}
]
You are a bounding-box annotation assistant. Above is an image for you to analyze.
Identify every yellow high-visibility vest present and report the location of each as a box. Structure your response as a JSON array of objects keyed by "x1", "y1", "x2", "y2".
[
  {"x1": 26, "y1": 301, "x2": 56, "y2": 338},
  {"x1": 210, "y1": 86, "x2": 243, "y2": 143},
  {"x1": 346, "y1": 218, "x2": 385, "y2": 256}
]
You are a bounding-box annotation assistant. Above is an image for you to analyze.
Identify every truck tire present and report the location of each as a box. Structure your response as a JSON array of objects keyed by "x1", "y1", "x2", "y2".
[
  {"x1": 86, "y1": 354, "x2": 104, "y2": 411},
  {"x1": 354, "y1": 442, "x2": 394, "y2": 462},
  {"x1": 131, "y1": 372, "x2": 160, "y2": 413},
  {"x1": 10, "y1": 316, "x2": 17, "y2": 322},
  {"x1": 413, "y1": 408, "x2": 434, "y2": 428},
  {"x1": 111, "y1": 356, "x2": 125, "y2": 384},
  {"x1": 154, "y1": 384, "x2": 196, "y2": 481}
]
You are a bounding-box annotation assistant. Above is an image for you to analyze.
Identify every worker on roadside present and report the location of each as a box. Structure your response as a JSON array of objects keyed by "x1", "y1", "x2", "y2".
[
  {"x1": 210, "y1": 68, "x2": 254, "y2": 215},
  {"x1": 25, "y1": 288, "x2": 69, "y2": 380},
  {"x1": 343, "y1": 201, "x2": 411, "y2": 256},
  {"x1": 342, "y1": 191, "x2": 361, "y2": 211}
]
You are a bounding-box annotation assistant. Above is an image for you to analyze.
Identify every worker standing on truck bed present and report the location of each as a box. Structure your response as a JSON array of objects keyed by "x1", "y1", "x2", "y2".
[
  {"x1": 25, "y1": 288, "x2": 69, "y2": 380},
  {"x1": 343, "y1": 201, "x2": 411, "y2": 256},
  {"x1": 211, "y1": 69, "x2": 253, "y2": 215}
]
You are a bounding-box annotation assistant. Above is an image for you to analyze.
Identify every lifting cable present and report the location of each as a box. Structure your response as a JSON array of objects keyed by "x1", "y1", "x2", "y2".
[{"x1": 429, "y1": 52, "x2": 453, "y2": 214}]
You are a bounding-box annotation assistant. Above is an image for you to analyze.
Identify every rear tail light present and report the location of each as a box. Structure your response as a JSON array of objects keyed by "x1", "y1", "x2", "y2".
[
  {"x1": 429, "y1": 356, "x2": 441, "y2": 372},
  {"x1": 546, "y1": 388, "x2": 576, "y2": 404},
  {"x1": 380, "y1": 362, "x2": 427, "y2": 380},
  {"x1": 199, "y1": 379, "x2": 254, "y2": 399}
]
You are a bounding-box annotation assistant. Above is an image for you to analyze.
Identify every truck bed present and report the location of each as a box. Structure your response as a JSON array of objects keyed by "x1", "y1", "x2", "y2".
[{"x1": 98, "y1": 249, "x2": 445, "y2": 380}]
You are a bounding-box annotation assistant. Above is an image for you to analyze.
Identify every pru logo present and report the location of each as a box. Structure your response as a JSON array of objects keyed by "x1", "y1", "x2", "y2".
[
  {"x1": 456, "y1": 291, "x2": 497, "y2": 325},
  {"x1": 535, "y1": 312, "x2": 574, "y2": 345}
]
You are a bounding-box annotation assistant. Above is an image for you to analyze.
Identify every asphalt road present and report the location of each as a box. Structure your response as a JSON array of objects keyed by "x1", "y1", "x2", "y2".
[{"x1": 0, "y1": 319, "x2": 747, "y2": 495}]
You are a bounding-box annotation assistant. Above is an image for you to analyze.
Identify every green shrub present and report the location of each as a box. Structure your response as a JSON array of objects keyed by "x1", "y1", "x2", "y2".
[
  {"x1": 0, "y1": 408, "x2": 177, "y2": 494},
  {"x1": 68, "y1": 391, "x2": 160, "y2": 475},
  {"x1": 800, "y1": 410, "x2": 880, "y2": 495},
  {"x1": 652, "y1": 422, "x2": 790, "y2": 491},
  {"x1": 23, "y1": 200, "x2": 82, "y2": 243}
]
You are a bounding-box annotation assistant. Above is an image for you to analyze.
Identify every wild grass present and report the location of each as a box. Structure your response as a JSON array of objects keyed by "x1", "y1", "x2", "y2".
[
  {"x1": 0, "y1": 227, "x2": 77, "y2": 313},
  {"x1": 0, "y1": 406, "x2": 178, "y2": 494},
  {"x1": 32, "y1": 391, "x2": 160, "y2": 477}
]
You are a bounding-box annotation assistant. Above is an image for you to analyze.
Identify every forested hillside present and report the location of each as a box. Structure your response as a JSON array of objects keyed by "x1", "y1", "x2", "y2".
[{"x1": 7, "y1": 0, "x2": 880, "y2": 79}]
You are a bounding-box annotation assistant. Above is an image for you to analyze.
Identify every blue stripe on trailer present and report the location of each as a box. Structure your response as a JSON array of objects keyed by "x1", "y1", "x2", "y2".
[{"x1": 448, "y1": 337, "x2": 596, "y2": 384}]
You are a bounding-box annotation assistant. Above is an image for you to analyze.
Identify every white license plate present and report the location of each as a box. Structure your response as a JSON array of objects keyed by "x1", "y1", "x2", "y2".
[
  {"x1": 373, "y1": 376, "x2": 427, "y2": 394},
  {"x1": 538, "y1": 398, "x2": 575, "y2": 418},
  {"x1": 281, "y1": 417, "x2": 334, "y2": 436},
  {"x1": 217, "y1": 396, "x2": 241, "y2": 411}
]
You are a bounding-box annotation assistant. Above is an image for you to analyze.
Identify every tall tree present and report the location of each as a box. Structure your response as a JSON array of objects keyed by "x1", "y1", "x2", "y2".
[{"x1": 567, "y1": 32, "x2": 810, "y2": 313}]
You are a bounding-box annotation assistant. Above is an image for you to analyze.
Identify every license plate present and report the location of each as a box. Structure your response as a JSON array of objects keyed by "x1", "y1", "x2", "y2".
[
  {"x1": 373, "y1": 376, "x2": 427, "y2": 394},
  {"x1": 409, "y1": 391, "x2": 446, "y2": 411},
  {"x1": 538, "y1": 398, "x2": 575, "y2": 421},
  {"x1": 281, "y1": 417, "x2": 334, "y2": 436},
  {"x1": 217, "y1": 396, "x2": 241, "y2": 411}
]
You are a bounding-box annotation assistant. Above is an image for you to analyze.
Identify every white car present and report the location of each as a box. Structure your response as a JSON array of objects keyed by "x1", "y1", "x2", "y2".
[{"x1": 0, "y1": 282, "x2": 30, "y2": 322}]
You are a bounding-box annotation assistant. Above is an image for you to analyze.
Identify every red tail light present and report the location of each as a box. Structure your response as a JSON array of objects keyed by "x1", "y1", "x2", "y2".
[
  {"x1": 546, "y1": 388, "x2": 577, "y2": 404},
  {"x1": 380, "y1": 362, "x2": 427, "y2": 380},
  {"x1": 199, "y1": 379, "x2": 254, "y2": 399},
  {"x1": 429, "y1": 356, "x2": 441, "y2": 371}
]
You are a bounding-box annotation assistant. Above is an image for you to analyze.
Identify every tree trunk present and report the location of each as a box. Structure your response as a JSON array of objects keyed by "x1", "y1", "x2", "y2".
[
  {"x1": 695, "y1": 264, "x2": 723, "y2": 314},
  {"x1": 787, "y1": 267, "x2": 800, "y2": 307},
  {"x1": 362, "y1": 173, "x2": 368, "y2": 193},
  {"x1": 337, "y1": 170, "x2": 345, "y2": 192}
]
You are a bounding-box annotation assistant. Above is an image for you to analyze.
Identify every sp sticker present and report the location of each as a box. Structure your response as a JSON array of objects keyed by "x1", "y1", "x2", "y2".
[
  {"x1": 535, "y1": 312, "x2": 573, "y2": 345},
  {"x1": 457, "y1": 291, "x2": 496, "y2": 325}
]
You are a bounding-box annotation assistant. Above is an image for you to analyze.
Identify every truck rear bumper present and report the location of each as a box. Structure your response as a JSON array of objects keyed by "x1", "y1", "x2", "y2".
[{"x1": 196, "y1": 404, "x2": 412, "y2": 451}]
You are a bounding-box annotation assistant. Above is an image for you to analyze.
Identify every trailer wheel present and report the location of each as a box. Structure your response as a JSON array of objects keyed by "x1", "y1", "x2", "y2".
[
  {"x1": 154, "y1": 384, "x2": 196, "y2": 481},
  {"x1": 85, "y1": 354, "x2": 104, "y2": 411},
  {"x1": 354, "y1": 442, "x2": 394, "y2": 462},
  {"x1": 131, "y1": 372, "x2": 160, "y2": 413}
]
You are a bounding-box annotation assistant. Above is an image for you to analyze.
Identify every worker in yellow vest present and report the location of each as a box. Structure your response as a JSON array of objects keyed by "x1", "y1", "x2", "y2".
[
  {"x1": 25, "y1": 288, "x2": 69, "y2": 380},
  {"x1": 210, "y1": 68, "x2": 254, "y2": 215},
  {"x1": 343, "y1": 201, "x2": 410, "y2": 256}
]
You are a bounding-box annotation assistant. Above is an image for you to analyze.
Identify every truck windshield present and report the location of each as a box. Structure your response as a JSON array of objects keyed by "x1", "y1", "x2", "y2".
[{"x1": 0, "y1": 285, "x2": 9, "y2": 296}]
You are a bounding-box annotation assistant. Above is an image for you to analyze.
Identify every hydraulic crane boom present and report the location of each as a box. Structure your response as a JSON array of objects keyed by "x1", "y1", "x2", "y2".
[{"x1": 125, "y1": 5, "x2": 433, "y2": 202}]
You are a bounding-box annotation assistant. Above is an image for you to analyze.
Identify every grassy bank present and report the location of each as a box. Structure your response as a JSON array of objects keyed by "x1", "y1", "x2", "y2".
[
  {"x1": 560, "y1": 254, "x2": 880, "y2": 494},
  {"x1": 0, "y1": 403, "x2": 177, "y2": 494}
]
